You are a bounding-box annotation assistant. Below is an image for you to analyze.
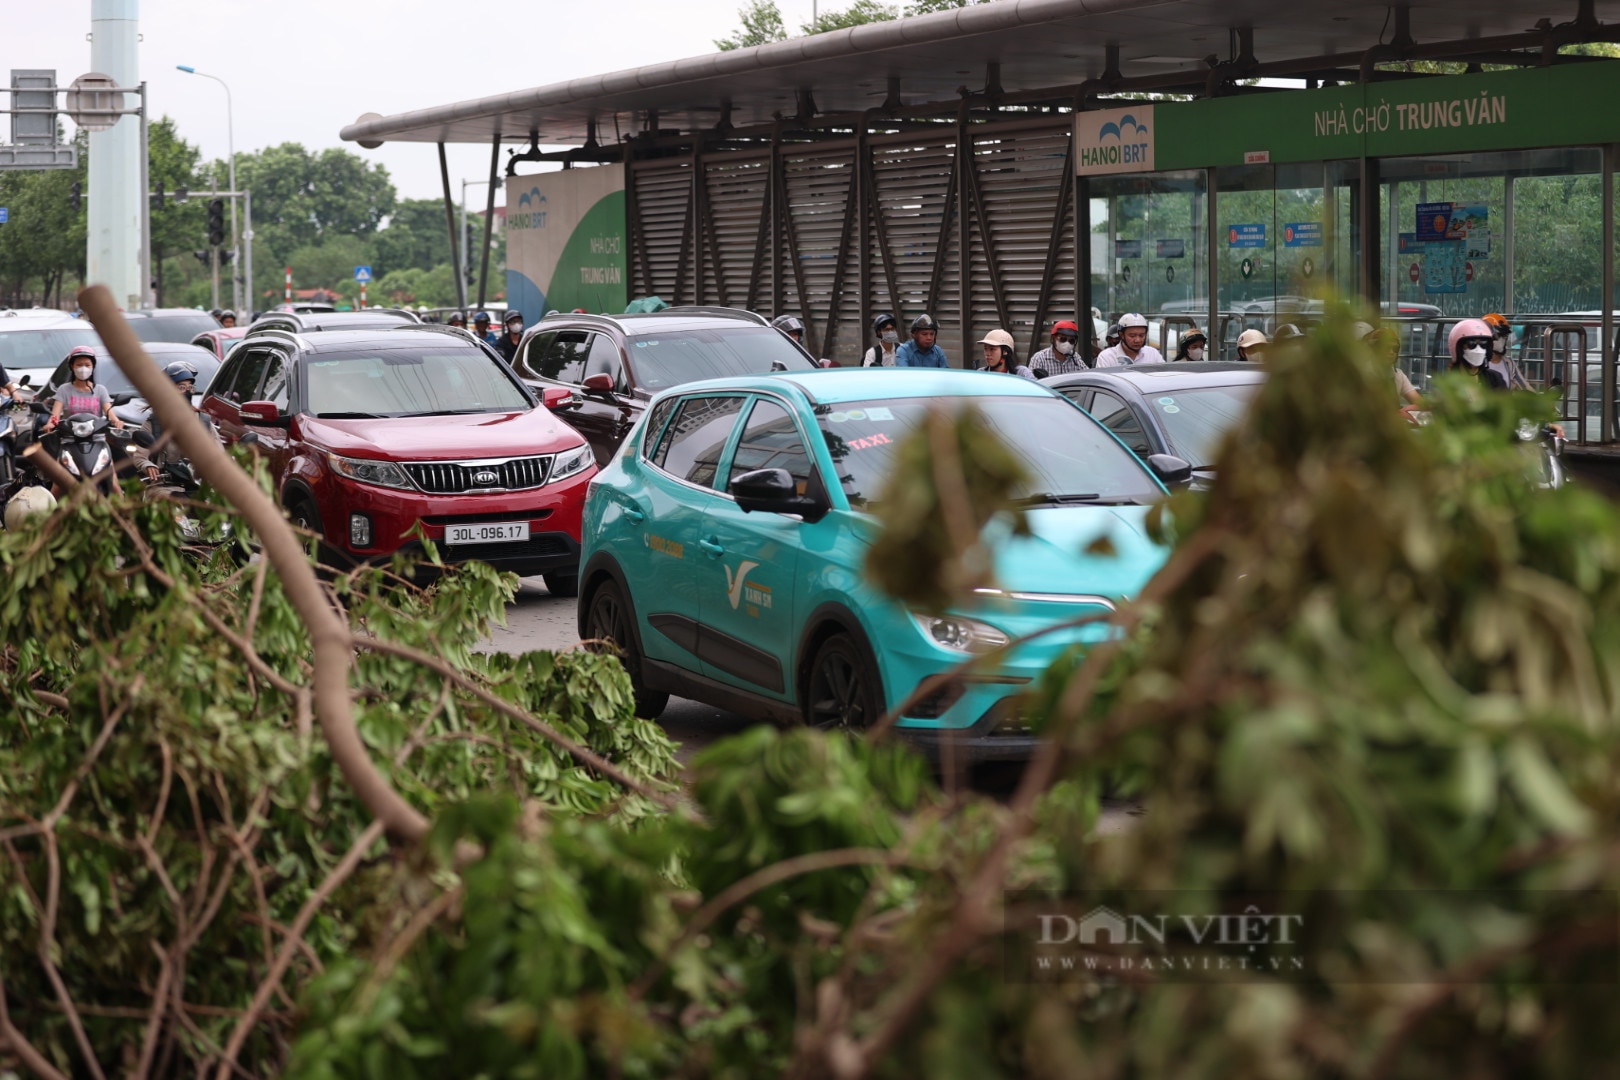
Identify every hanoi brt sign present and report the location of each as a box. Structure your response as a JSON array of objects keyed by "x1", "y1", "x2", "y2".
[{"x1": 1074, "y1": 106, "x2": 1155, "y2": 175}]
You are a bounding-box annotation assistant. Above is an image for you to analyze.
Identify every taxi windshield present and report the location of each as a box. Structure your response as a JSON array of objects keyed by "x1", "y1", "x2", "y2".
[{"x1": 817, "y1": 394, "x2": 1162, "y2": 510}]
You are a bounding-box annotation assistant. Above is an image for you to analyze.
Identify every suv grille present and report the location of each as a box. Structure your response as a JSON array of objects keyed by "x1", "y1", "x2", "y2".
[{"x1": 403, "y1": 455, "x2": 551, "y2": 493}]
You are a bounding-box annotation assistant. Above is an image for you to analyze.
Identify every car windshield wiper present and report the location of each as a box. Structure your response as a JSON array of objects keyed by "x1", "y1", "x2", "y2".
[
  {"x1": 1015, "y1": 493, "x2": 1143, "y2": 507},
  {"x1": 415, "y1": 408, "x2": 494, "y2": 416},
  {"x1": 315, "y1": 411, "x2": 382, "y2": 419}
]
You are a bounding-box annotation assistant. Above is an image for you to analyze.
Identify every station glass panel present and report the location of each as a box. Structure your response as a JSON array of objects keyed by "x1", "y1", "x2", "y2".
[{"x1": 1088, "y1": 170, "x2": 1208, "y2": 356}]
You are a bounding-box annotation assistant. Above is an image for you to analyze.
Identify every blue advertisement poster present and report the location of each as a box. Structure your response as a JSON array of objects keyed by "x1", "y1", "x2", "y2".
[
  {"x1": 1415, "y1": 202, "x2": 1455, "y2": 242},
  {"x1": 1283, "y1": 222, "x2": 1322, "y2": 247},
  {"x1": 1227, "y1": 224, "x2": 1266, "y2": 248}
]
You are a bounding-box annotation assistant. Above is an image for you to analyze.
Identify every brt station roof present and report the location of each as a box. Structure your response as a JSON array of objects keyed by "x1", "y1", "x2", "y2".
[
  {"x1": 344, "y1": 0, "x2": 1620, "y2": 149},
  {"x1": 344, "y1": 0, "x2": 1620, "y2": 444}
]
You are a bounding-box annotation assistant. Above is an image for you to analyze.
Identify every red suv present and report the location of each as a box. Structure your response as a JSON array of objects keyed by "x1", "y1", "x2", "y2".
[{"x1": 201, "y1": 325, "x2": 595, "y2": 593}]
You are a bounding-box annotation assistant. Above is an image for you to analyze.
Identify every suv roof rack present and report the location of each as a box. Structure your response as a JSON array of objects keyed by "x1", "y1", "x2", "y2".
[
  {"x1": 392, "y1": 323, "x2": 478, "y2": 339},
  {"x1": 657, "y1": 305, "x2": 768, "y2": 325},
  {"x1": 239, "y1": 327, "x2": 311, "y2": 352}
]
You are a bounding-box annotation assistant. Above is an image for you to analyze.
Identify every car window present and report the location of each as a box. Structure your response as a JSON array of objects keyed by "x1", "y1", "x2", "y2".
[
  {"x1": 259, "y1": 351, "x2": 292, "y2": 409},
  {"x1": 650, "y1": 395, "x2": 745, "y2": 489},
  {"x1": 515, "y1": 331, "x2": 554, "y2": 377},
  {"x1": 1057, "y1": 387, "x2": 1091, "y2": 410},
  {"x1": 530, "y1": 330, "x2": 590, "y2": 385},
  {"x1": 584, "y1": 333, "x2": 625, "y2": 390},
  {"x1": 641, "y1": 396, "x2": 680, "y2": 460},
  {"x1": 1147, "y1": 384, "x2": 1259, "y2": 468},
  {"x1": 1087, "y1": 390, "x2": 1151, "y2": 457},
  {"x1": 725, "y1": 398, "x2": 815, "y2": 494},
  {"x1": 624, "y1": 326, "x2": 815, "y2": 392},
  {"x1": 220, "y1": 349, "x2": 271, "y2": 404}
]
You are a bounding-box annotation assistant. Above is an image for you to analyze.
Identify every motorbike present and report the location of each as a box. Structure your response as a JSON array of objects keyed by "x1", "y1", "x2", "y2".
[
  {"x1": 53, "y1": 410, "x2": 131, "y2": 492},
  {"x1": 130, "y1": 427, "x2": 236, "y2": 559}
]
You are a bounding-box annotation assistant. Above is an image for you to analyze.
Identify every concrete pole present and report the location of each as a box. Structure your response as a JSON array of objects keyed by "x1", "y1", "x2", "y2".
[
  {"x1": 243, "y1": 188, "x2": 254, "y2": 316},
  {"x1": 87, "y1": 0, "x2": 142, "y2": 309}
]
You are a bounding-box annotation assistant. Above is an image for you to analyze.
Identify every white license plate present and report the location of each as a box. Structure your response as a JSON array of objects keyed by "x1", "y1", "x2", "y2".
[{"x1": 445, "y1": 521, "x2": 530, "y2": 545}]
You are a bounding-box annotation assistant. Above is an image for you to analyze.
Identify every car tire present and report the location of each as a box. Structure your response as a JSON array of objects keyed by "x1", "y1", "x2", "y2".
[
  {"x1": 584, "y1": 578, "x2": 668, "y2": 719},
  {"x1": 543, "y1": 571, "x2": 579, "y2": 598},
  {"x1": 803, "y1": 632, "x2": 885, "y2": 731},
  {"x1": 284, "y1": 495, "x2": 334, "y2": 566}
]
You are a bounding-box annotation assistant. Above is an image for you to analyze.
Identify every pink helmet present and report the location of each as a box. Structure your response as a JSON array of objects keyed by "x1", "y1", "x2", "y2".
[{"x1": 1447, "y1": 318, "x2": 1493, "y2": 362}]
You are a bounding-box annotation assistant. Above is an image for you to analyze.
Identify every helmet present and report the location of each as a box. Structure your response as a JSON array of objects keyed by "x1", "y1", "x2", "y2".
[
  {"x1": 872, "y1": 312, "x2": 897, "y2": 336},
  {"x1": 1182, "y1": 327, "x2": 1208, "y2": 346},
  {"x1": 163, "y1": 360, "x2": 200, "y2": 385},
  {"x1": 1117, "y1": 312, "x2": 1149, "y2": 330},
  {"x1": 1482, "y1": 312, "x2": 1511, "y2": 333},
  {"x1": 447, "y1": 311, "x2": 466, "y2": 325},
  {"x1": 1236, "y1": 328, "x2": 1269, "y2": 351},
  {"x1": 209, "y1": 308, "x2": 222, "y2": 320},
  {"x1": 1051, "y1": 319, "x2": 1081, "y2": 338},
  {"x1": 1352, "y1": 320, "x2": 1378, "y2": 340},
  {"x1": 473, "y1": 311, "x2": 492, "y2": 325},
  {"x1": 503, "y1": 310, "x2": 524, "y2": 327},
  {"x1": 4, "y1": 485, "x2": 56, "y2": 531},
  {"x1": 66, "y1": 345, "x2": 97, "y2": 367},
  {"x1": 1273, "y1": 323, "x2": 1304, "y2": 342},
  {"x1": 977, "y1": 329, "x2": 1016, "y2": 350},
  {"x1": 219, "y1": 309, "x2": 236, "y2": 321},
  {"x1": 1105, "y1": 322, "x2": 1121, "y2": 340},
  {"x1": 771, "y1": 315, "x2": 805, "y2": 334},
  {"x1": 910, "y1": 314, "x2": 939, "y2": 333},
  {"x1": 1448, "y1": 317, "x2": 1495, "y2": 360}
]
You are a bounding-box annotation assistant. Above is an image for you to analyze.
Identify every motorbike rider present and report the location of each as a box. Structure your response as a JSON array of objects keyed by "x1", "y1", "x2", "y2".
[
  {"x1": 771, "y1": 314, "x2": 807, "y2": 346},
  {"x1": 863, "y1": 313, "x2": 901, "y2": 367},
  {"x1": 473, "y1": 311, "x2": 498, "y2": 345},
  {"x1": 1481, "y1": 312, "x2": 1532, "y2": 390},
  {"x1": 496, "y1": 310, "x2": 524, "y2": 363},
  {"x1": 1448, "y1": 318, "x2": 1506, "y2": 388},
  {"x1": 46, "y1": 346, "x2": 126, "y2": 435},
  {"x1": 128, "y1": 360, "x2": 219, "y2": 483}
]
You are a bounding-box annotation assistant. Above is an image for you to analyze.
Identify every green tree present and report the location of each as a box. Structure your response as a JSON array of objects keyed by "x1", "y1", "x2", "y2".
[
  {"x1": 802, "y1": 0, "x2": 899, "y2": 34},
  {"x1": 0, "y1": 130, "x2": 86, "y2": 307},
  {"x1": 231, "y1": 143, "x2": 396, "y2": 301},
  {"x1": 285, "y1": 234, "x2": 373, "y2": 295},
  {"x1": 144, "y1": 118, "x2": 211, "y2": 307},
  {"x1": 374, "y1": 197, "x2": 455, "y2": 276},
  {"x1": 715, "y1": 0, "x2": 787, "y2": 50}
]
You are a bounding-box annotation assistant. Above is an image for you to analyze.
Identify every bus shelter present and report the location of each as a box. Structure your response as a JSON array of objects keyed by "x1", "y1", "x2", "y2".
[{"x1": 342, "y1": 0, "x2": 1620, "y2": 444}]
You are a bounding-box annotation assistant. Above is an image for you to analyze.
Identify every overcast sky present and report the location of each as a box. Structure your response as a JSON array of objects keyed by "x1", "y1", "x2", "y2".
[{"x1": 10, "y1": 0, "x2": 825, "y2": 208}]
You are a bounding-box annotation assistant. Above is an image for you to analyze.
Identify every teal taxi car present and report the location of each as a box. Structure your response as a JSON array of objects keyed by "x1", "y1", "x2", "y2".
[{"x1": 577, "y1": 369, "x2": 1182, "y2": 761}]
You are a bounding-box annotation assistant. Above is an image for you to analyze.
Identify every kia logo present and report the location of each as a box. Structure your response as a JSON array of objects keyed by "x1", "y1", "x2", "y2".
[{"x1": 472, "y1": 469, "x2": 499, "y2": 485}]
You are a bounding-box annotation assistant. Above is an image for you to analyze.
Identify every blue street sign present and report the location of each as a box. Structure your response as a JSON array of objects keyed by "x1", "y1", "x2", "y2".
[
  {"x1": 0, "y1": 208, "x2": 8, "y2": 224},
  {"x1": 354, "y1": 265, "x2": 372, "y2": 282},
  {"x1": 1227, "y1": 223, "x2": 1266, "y2": 248},
  {"x1": 1283, "y1": 222, "x2": 1322, "y2": 247}
]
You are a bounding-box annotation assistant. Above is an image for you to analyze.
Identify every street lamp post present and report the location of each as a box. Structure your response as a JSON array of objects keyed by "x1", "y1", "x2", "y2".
[
  {"x1": 176, "y1": 65, "x2": 240, "y2": 313},
  {"x1": 461, "y1": 178, "x2": 492, "y2": 306}
]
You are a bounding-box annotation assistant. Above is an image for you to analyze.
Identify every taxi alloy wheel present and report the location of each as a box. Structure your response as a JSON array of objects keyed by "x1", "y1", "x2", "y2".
[
  {"x1": 585, "y1": 579, "x2": 669, "y2": 719},
  {"x1": 804, "y1": 633, "x2": 882, "y2": 730}
]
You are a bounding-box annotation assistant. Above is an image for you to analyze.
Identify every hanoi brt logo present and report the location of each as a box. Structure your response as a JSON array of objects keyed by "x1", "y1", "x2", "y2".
[
  {"x1": 1074, "y1": 106, "x2": 1155, "y2": 176},
  {"x1": 509, "y1": 187, "x2": 548, "y2": 229}
]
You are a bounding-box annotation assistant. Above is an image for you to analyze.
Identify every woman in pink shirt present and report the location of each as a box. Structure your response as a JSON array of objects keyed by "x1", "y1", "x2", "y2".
[{"x1": 46, "y1": 346, "x2": 126, "y2": 434}]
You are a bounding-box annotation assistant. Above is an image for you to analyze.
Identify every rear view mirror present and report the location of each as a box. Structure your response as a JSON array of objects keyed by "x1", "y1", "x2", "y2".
[
  {"x1": 18, "y1": 374, "x2": 31, "y2": 387},
  {"x1": 582, "y1": 373, "x2": 615, "y2": 393},
  {"x1": 1146, "y1": 453, "x2": 1193, "y2": 486},
  {"x1": 729, "y1": 467, "x2": 828, "y2": 522},
  {"x1": 541, "y1": 386, "x2": 576, "y2": 410},
  {"x1": 111, "y1": 392, "x2": 135, "y2": 407}
]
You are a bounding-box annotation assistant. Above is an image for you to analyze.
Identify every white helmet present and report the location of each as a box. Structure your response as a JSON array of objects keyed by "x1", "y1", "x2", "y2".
[
  {"x1": 1117, "y1": 312, "x2": 1149, "y2": 329},
  {"x1": 5, "y1": 485, "x2": 57, "y2": 531}
]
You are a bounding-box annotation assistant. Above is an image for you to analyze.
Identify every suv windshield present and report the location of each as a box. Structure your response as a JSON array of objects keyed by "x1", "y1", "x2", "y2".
[
  {"x1": 1147, "y1": 383, "x2": 1260, "y2": 468},
  {"x1": 0, "y1": 325, "x2": 101, "y2": 374},
  {"x1": 626, "y1": 326, "x2": 815, "y2": 391},
  {"x1": 819, "y1": 395, "x2": 1162, "y2": 510},
  {"x1": 303, "y1": 346, "x2": 533, "y2": 418},
  {"x1": 131, "y1": 314, "x2": 223, "y2": 344}
]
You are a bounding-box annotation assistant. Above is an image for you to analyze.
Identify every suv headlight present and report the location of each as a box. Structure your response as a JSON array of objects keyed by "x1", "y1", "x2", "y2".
[
  {"x1": 325, "y1": 452, "x2": 415, "y2": 491},
  {"x1": 913, "y1": 613, "x2": 1010, "y2": 655},
  {"x1": 546, "y1": 442, "x2": 594, "y2": 485}
]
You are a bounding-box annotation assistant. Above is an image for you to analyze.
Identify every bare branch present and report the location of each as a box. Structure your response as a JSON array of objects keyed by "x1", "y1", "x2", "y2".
[{"x1": 81, "y1": 286, "x2": 429, "y2": 845}]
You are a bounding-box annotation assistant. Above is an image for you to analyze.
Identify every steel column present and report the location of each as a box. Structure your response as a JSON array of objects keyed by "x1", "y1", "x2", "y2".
[
  {"x1": 820, "y1": 159, "x2": 860, "y2": 359},
  {"x1": 956, "y1": 105, "x2": 971, "y2": 365},
  {"x1": 1359, "y1": 155, "x2": 1381, "y2": 314},
  {"x1": 477, "y1": 132, "x2": 500, "y2": 310},
  {"x1": 1603, "y1": 143, "x2": 1615, "y2": 443},
  {"x1": 1503, "y1": 175, "x2": 1516, "y2": 314},
  {"x1": 438, "y1": 143, "x2": 466, "y2": 312},
  {"x1": 673, "y1": 153, "x2": 696, "y2": 303}
]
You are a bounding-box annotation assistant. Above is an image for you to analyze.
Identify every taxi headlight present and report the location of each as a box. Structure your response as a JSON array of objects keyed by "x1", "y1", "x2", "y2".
[
  {"x1": 326, "y1": 452, "x2": 415, "y2": 491},
  {"x1": 546, "y1": 442, "x2": 594, "y2": 485},
  {"x1": 913, "y1": 613, "x2": 1010, "y2": 655}
]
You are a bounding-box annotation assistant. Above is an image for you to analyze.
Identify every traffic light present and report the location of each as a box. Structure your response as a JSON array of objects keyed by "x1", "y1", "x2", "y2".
[
  {"x1": 207, "y1": 198, "x2": 225, "y2": 246},
  {"x1": 152, "y1": 187, "x2": 165, "y2": 209},
  {"x1": 70, "y1": 181, "x2": 82, "y2": 213}
]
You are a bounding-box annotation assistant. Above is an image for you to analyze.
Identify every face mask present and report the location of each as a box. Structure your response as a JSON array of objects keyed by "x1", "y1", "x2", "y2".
[
  {"x1": 1492, "y1": 336, "x2": 1507, "y2": 355},
  {"x1": 1187, "y1": 347, "x2": 1204, "y2": 362},
  {"x1": 880, "y1": 330, "x2": 898, "y2": 344},
  {"x1": 73, "y1": 366, "x2": 93, "y2": 380},
  {"x1": 507, "y1": 323, "x2": 523, "y2": 334},
  {"x1": 1055, "y1": 340, "x2": 1075, "y2": 356},
  {"x1": 1463, "y1": 345, "x2": 1488, "y2": 367}
]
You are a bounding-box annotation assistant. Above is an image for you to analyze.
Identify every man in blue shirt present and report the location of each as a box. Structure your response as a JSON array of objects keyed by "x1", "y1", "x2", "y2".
[
  {"x1": 472, "y1": 311, "x2": 499, "y2": 345},
  {"x1": 896, "y1": 314, "x2": 949, "y2": 368}
]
